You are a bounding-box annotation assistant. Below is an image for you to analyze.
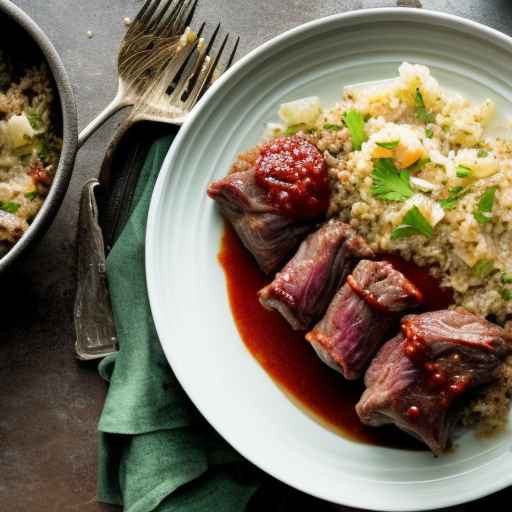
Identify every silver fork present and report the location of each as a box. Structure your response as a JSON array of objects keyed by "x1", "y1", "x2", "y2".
[
  {"x1": 77, "y1": 0, "x2": 198, "y2": 148},
  {"x1": 74, "y1": 24, "x2": 239, "y2": 360}
]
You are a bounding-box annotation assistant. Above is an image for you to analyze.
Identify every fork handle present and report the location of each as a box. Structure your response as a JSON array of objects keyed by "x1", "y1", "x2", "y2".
[
  {"x1": 78, "y1": 90, "x2": 130, "y2": 149},
  {"x1": 74, "y1": 179, "x2": 118, "y2": 360}
]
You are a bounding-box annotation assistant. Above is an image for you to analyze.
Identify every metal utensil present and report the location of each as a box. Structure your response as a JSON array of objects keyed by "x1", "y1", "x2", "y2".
[
  {"x1": 77, "y1": 0, "x2": 198, "y2": 148},
  {"x1": 74, "y1": 23, "x2": 239, "y2": 360}
]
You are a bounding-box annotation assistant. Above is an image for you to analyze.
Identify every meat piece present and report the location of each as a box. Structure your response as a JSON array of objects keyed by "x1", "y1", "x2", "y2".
[
  {"x1": 305, "y1": 260, "x2": 422, "y2": 380},
  {"x1": 356, "y1": 308, "x2": 512, "y2": 455},
  {"x1": 208, "y1": 169, "x2": 314, "y2": 274},
  {"x1": 258, "y1": 220, "x2": 374, "y2": 330}
]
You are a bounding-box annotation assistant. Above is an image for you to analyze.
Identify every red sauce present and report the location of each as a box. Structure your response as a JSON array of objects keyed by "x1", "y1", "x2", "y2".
[
  {"x1": 254, "y1": 136, "x2": 329, "y2": 218},
  {"x1": 384, "y1": 255, "x2": 454, "y2": 310},
  {"x1": 218, "y1": 224, "x2": 450, "y2": 449}
]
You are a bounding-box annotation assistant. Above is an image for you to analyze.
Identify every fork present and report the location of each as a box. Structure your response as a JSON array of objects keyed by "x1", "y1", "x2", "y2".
[
  {"x1": 77, "y1": 0, "x2": 198, "y2": 148},
  {"x1": 74, "y1": 22, "x2": 239, "y2": 360}
]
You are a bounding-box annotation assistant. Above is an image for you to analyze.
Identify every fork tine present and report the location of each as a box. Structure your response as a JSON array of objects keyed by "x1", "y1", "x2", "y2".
[
  {"x1": 155, "y1": 0, "x2": 196, "y2": 38},
  {"x1": 132, "y1": 0, "x2": 153, "y2": 25},
  {"x1": 225, "y1": 36, "x2": 240, "y2": 71},
  {"x1": 169, "y1": 23, "x2": 221, "y2": 102},
  {"x1": 167, "y1": 22, "x2": 206, "y2": 88},
  {"x1": 154, "y1": 0, "x2": 187, "y2": 37},
  {"x1": 184, "y1": 0, "x2": 199, "y2": 28},
  {"x1": 176, "y1": 0, "x2": 199, "y2": 34},
  {"x1": 147, "y1": 0, "x2": 176, "y2": 32},
  {"x1": 184, "y1": 32, "x2": 229, "y2": 108},
  {"x1": 140, "y1": 0, "x2": 161, "y2": 26}
]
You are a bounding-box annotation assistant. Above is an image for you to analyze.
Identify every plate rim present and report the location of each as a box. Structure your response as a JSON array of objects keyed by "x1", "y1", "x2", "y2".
[{"x1": 146, "y1": 7, "x2": 512, "y2": 510}]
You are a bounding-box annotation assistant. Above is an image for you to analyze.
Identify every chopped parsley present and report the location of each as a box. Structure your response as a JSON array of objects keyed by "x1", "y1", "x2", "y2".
[
  {"x1": 477, "y1": 149, "x2": 489, "y2": 158},
  {"x1": 0, "y1": 201, "x2": 21, "y2": 214},
  {"x1": 414, "y1": 88, "x2": 435, "y2": 123},
  {"x1": 285, "y1": 124, "x2": 307, "y2": 136},
  {"x1": 376, "y1": 140, "x2": 400, "y2": 150},
  {"x1": 26, "y1": 108, "x2": 43, "y2": 131},
  {"x1": 342, "y1": 110, "x2": 367, "y2": 150},
  {"x1": 323, "y1": 123, "x2": 343, "y2": 132},
  {"x1": 500, "y1": 288, "x2": 512, "y2": 301},
  {"x1": 390, "y1": 206, "x2": 433, "y2": 240},
  {"x1": 25, "y1": 191, "x2": 38, "y2": 201},
  {"x1": 472, "y1": 259, "x2": 496, "y2": 278},
  {"x1": 439, "y1": 186, "x2": 469, "y2": 210},
  {"x1": 371, "y1": 158, "x2": 413, "y2": 202},
  {"x1": 37, "y1": 135, "x2": 60, "y2": 164},
  {"x1": 501, "y1": 273, "x2": 512, "y2": 284},
  {"x1": 455, "y1": 165, "x2": 472, "y2": 178},
  {"x1": 473, "y1": 186, "x2": 497, "y2": 224},
  {"x1": 425, "y1": 127, "x2": 434, "y2": 138}
]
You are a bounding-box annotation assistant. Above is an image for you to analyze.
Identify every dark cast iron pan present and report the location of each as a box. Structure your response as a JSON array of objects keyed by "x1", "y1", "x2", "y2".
[{"x1": 0, "y1": 0, "x2": 78, "y2": 273}]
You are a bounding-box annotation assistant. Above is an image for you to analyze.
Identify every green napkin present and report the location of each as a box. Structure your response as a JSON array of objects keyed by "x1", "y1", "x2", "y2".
[{"x1": 97, "y1": 134, "x2": 261, "y2": 511}]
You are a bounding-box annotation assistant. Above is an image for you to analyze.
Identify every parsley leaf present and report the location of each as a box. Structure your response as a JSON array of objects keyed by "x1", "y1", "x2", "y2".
[
  {"x1": 477, "y1": 149, "x2": 489, "y2": 158},
  {"x1": 439, "y1": 186, "x2": 469, "y2": 210},
  {"x1": 25, "y1": 191, "x2": 38, "y2": 201},
  {"x1": 285, "y1": 123, "x2": 308, "y2": 136},
  {"x1": 37, "y1": 135, "x2": 61, "y2": 164},
  {"x1": 415, "y1": 88, "x2": 435, "y2": 123},
  {"x1": 472, "y1": 259, "x2": 497, "y2": 278},
  {"x1": 455, "y1": 165, "x2": 472, "y2": 178},
  {"x1": 26, "y1": 108, "x2": 43, "y2": 131},
  {"x1": 501, "y1": 273, "x2": 512, "y2": 284},
  {"x1": 323, "y1": 123, "x2": 343, "y2": 132},
  {"x1": 376, "y1": 140, "x2": 400, "y2": 150},
  {"x1": 500, "y1": 288, "x2": 512, "y2": 301},
  {"x1": 0, "y1": 201, "x2": 21, "y2": 214},
  {"x1": 473, "y1": 186, "x2": 497, "y2": 224},
  {"x1": 425, "y1": 127, "x2": 433, "y2": 138},
  {"x1": 390, "y1": 206, "x2": 433, "y2": 240},
  {"x1": 342, "y1": 110, "x2": 367, "y2": 150},
  {"x1": 371, "y1": 158, "x2": 413, "y2": 202}
]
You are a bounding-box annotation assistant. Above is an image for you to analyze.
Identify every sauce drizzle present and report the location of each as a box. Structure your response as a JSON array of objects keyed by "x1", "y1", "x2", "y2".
[{"x1": 219, "y1": 224, "x2": 435, "y2": 450}]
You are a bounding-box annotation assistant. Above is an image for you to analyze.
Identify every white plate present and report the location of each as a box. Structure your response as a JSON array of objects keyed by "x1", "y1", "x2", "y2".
[{"x1": 146, "y1": 8, "x2": 512, "y2": 511}]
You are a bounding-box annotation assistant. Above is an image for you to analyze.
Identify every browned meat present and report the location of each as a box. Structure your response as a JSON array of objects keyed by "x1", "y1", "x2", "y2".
[
  {"x1": 356, "y1": 308, "x2": 512, "y2": 455},
  {"x1": 208, "y1": 169, "x2": 314, "y2": 274},
  {"x1": 305, "y1": 260, "x2": 422, "y2": 380},
  {"x1": 258, "y1": 220, "x2": 374, "y2": 330}
]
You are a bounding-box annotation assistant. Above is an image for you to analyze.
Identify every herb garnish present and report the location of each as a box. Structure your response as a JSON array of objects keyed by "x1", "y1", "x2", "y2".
[
  {"x1": 390, "y1": 206, "x2": 433, "y2": 240},
  {"x1": 25, "y1": 191, "x2": 38, "y2": 201},
  {"x1": 425, "y1": 127, "x2": 434, "y2": 138},
  {"x1": 439, "y1": 186, "x2": 469, "y2": 210},
  {"x1": 26, "y1": 108, "x2": 43, "y2": 131},
  {"x1": 376, "y1": 140, "x2": 400, "y2": 150},
  {"x1": 371, "y1": 158, "x2": 413, "y2": 201},
  {"x1": 473, "y1": 186, "x2": 497, "y2": 224},
  {"x1": 323, "y1": 123, "x2": 343, "y2": 132},
  {"x1": 415, "y1": 88, "x2": 435, "y2": 123},
  {"x1": 342, "y1": 110, "x2": 367, "y2": 150},
  {"x1": 37, "y1": 135, "x2": 60, "y2": 164},
  {"x1": 455, "y1": 165, "x2": 471, "y2": 178},
  {"x1": 285, "y1": 124, "x2": 307, "y2": 136},
  {"x1": 500, "y1": 288, "x2": 512, "y2": 301},
  {"x1": 0, "y1": 201, "x2": 21, "y2": 214},
  {"x1": 472, "y1": 259, "x2": 497, "y2": 278},
  {"x1": 500, "y1": 273, "x2": 512, "y2": 284},
  {"x1": 477, "y1": 149, "x2": 489, "y2": 158}
]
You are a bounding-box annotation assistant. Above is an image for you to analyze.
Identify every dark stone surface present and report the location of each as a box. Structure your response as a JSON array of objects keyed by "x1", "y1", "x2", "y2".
[{"x1": 1, "y1": 0, "x2": 511, "y2": 510}]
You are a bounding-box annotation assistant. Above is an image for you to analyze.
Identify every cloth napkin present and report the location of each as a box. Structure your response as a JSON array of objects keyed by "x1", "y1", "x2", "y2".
[{"x1": 96, "y1": 134, "x2": 262, "y2": 511}]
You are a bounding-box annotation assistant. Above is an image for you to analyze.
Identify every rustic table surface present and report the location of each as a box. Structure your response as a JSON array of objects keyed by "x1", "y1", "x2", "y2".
[{"x1": 1, "y1": 0, "x2": 512, "y2": 510}]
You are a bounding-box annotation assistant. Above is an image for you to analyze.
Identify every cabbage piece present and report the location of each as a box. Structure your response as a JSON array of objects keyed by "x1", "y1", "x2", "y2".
[{"x1": 278, "y1": 96, "x2": 322, "y2": 127}]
